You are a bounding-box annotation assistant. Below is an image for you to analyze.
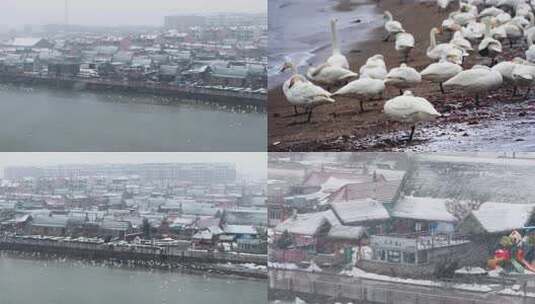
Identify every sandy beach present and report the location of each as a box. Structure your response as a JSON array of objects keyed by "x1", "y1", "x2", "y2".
[{"x1": 268, "y1": 0, "x2": 535, "y2": 151}]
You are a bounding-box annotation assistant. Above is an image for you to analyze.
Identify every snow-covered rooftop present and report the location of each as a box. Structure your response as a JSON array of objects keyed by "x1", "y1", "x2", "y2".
[
  {"x1": 274, "y1": 210, "x2": 340, "y2": 236},
  {"x1": 465, "y1": 202, "x2": 535, "y2": 233},
  {"x1": 327, "y1": 225, "x2": 367, "y2": 240},
  {"x1": 391, "y1": 196, "x2": 457, "y2": 223},
  {"x1": 331, "y1": 199, "x2": 390, "y2": 224}
]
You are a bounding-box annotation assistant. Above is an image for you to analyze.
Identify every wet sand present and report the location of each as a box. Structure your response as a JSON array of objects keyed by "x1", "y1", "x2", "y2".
[{"x1": 268, "y1": 0, "x2": 535, "y2": 151}]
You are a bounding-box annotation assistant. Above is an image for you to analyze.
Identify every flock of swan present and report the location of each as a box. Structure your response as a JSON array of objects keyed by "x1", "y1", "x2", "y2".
[{"x1": 280, "y1": 0, "x2": 535, "y2": 143}]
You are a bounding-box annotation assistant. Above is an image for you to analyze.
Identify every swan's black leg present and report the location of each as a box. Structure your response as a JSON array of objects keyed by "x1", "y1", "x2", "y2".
[
  {"x1": 408, "y1": 125, "x2": 416, "y2": 143},
  {"x1": 475, "y1": 94, "x2": 480, "y2": 106},
  {"x1": 360, "y1": 100, "x2": 364, "y2": 112},
  {"x1": 383, "y1": 33, "x2": 391, "y2": 42},
  {"x1": 525, "y1": 87, "x2": 532, "y2": 99},
  {"x1": 439, "y1": 82, "x2": 445, "y2": 94},
  {"x1": 513, "y1": 86, "x2": 518, "y2": 97},
  {"x1": 294, "y1": 106, "x2": 299, "y2": 115},
  {"x1": 306, "y1": 109, "x2": 313, "y2": 123},
  {"x1": 399, "y1": 89, "x2": 403, "y2": 95}
]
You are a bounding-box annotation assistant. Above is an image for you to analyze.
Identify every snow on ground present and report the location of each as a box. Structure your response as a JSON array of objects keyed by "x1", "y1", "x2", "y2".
[
  {"x1": 269, "y1": 262, "x2": 299, "y2": 270},
  {"x1": 499, "y1": 288, "x2": 535, "y2": 298},
  {"x1": 455, "y1": 266, "x2": 487, "y2": 275},
  {"x1": 340, "y1": 267, "x2": 494, "y2": 292},
  {"x1": 304, "y1": 261, "x2": 322, "y2": 272}
]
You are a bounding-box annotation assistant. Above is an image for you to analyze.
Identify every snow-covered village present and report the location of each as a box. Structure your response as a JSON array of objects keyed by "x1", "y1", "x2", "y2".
[{"x1": 268, "y1": 152, "x2": 535, "y2": 304}]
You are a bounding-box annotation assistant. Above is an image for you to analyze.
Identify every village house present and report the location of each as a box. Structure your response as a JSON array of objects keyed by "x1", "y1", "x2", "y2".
[
  {"x1": 390, "y1": 196, "x2": 459, "y2": 234},
  {"x1": 457, "y1": 202, "x2": 535, "y2": 254},
  {"x1": 330, "y1": 199, "x2": 390, "y2": 234}
]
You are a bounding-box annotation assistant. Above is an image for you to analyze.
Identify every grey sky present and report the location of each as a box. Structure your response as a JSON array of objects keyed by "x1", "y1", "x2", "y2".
[
  {"x1": 0, "y1": 153, "x2": 267, "y2": 181},
  {"x1": 1, "y1": 0, "x2": 266, "y2": 27}
]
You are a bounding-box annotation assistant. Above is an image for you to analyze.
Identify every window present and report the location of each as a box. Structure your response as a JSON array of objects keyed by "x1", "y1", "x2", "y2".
[
  {"x1": 387, "y1": 250, "x2": 401, "y2": 263},
  {"x1": 403, "y1": 252, "x2": 416, "y2": 264}
]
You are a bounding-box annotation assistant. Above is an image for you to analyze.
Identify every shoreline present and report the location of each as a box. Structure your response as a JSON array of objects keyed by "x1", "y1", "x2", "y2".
[
  {"x1": 0, "y1": 73, "x2": 266, "y2": 109},
  {"x1": 0, "y1": 248, "x2": 267, "y2": 280},
  {"x1": 268, "y1": 0, "x2": 535, "y2": 151}
]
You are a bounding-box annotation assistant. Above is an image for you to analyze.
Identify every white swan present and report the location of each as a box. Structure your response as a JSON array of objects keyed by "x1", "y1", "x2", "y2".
[
  {"x1": 332, "y1": 76, "x2": 385, "y2": 112},
  {"x1": 281, "y1": 62, "x2": 336, "y2": 122},
  {"x1": 450, "y1": 3, "x2": 477, "y2": 26},
  {"x1": 395, "y1": 32, "x2": 415, "y2": 63},
  {"x1": 383, "y1": 90, "x2": 441, "y2": 142},
  {"x1": 306, "y1": 63, "x2": 358, "y2": 88},
  {"x1": 524, "y1": 13, "x2": 535, "y2": 42},
  {"x1": 479, "y1": 19, "x2": 502, "y2": 65},
  {"x1": 384, "y1": 11, "x2": 405, "y2": 42},
  {"x1": 427, "y1": 27, "x2": 464, "y2": 64},
  {"x1": 420, "y1": 56, "x2": 463, "y2": 93},
  {"x1": 384, "y1": 63, "x2": 422, "y2": 94},
  {"x1": 437, "y1": 0, "x2": 452, "y2": 10},
  {"x1": 326, "y1": 18, "x2": 350, "y2": 70},
  {"x1": 502, "y1": 20, "x2": 525, "y2": 47},
  {"x1": 479, "y1": 7, "x2": 505, "y2": 18},
  {"x1": 443, "y1": 65, "x2": 503, "y2": 105},
  {"x1": 495, "y1": 12, "x2": 512, "y2": 26},
  {"x1": 450, "y1": 30, "x2": 473, "y2": 53},
  {"x1": 462, "y1": 21, "x2": 485, "y2": 41},
  {"x1": 359, "y1": 55, "x2": 388, "y2": 80},
  {"x1": 526, "y1": 34, "x2": 535, "y2": 63},
  {"x1": 492, "y1": 58, "x2": 523, "y2": 95},
  {"x1": 442, "y1": 18, "x2": 462, "y2": 37}
]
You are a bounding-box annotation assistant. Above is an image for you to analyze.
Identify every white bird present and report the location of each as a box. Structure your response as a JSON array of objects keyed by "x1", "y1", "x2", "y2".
[
  {"x1": 326, "y1": 18, "x2": 349, "y2": 70},
  {"x1": 526, "y1": 33, "x2": 535, "y2": 63},
  {"x1": 360, "y1": 55, "x2": 388, "y2": 80},
  {"x1": 384, "y1": 11, "x2": 405, "y2": 42},
  {"x1": 450, "y1": 30, "x2": 473, "y2": 53},
  {"x1": 515, "y1": 3, "x2": 531, "y2": 18},
  {"x1": 427, "y1": 27, "x2": 465, "y2": 64},
  {"x1": 450, "y1": 3, "x2": 477, "y2": 26},
  {"x1": 442, "y1": 18, "x2": 463, "y2": 37},
  {"x1": 495, "y1": 12, "x2": 512, "y2": 26},
  {"x1": 395, "y1": 32, "x2": 415, "y2": 63},
  {"x1": 502, "y1": 20, "x2": 525, "y2": 47},
  {"x1": 523, "y1": 13, "x2": 535, "y2": 42},
  {"x1": 332, "y1": 76, "x2": 385, "y2": 112},
  {"x1": 306, "y1": 63, "x2": 358, "y2": 88},
  {"x1": 281, "y1": 62, "x2": 336, "y2": 122},
  {"x1": 479, "y1": 7, "x2": 505, "y2": 18},
  {"x1": 420, "y1": 56, "x2": 463, "y2": 93},
  {"x1": 479, "y1": 19, "x2": 502, "y2": 65},
  {"x1": 437, "y1": 0, "x2": 452, "y2": 10},
  {"x1": 492, "y1": 58, "x2": 522, "y2": 95},
  {"x1": 384, "y1": 91, "x2": 441, "y2": 142},
  {"x1": 511, "y1": 58, "x2": 535, "y2": 97},
  {"x1": 443, "y1": 65, "x2": 503, "y2": 105},
  {"x1": 384, "y1": 63, "x2": 422, "y2": 94},
  {"x1": 462, "y1": 21, "x2": 485, "y2": 41}
]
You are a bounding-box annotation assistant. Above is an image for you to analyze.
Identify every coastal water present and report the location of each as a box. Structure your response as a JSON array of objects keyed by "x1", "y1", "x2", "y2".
[
  {"x1": 0, "y1": 256, "x2": 266, "y2": 304},
  {"x1": 0, "y1": 84, "x2": 266, "y2": 151},
  {"x1": 268, "y1": 0, "x2": 379, "y2": 89}
]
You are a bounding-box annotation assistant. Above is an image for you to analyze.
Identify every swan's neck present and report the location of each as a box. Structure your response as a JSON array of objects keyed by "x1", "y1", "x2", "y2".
[
  {"x1": 331, "y1": 21, "x2": 340, "y2": 54},
  {"x1": 385, "y1": 12, "x2": 393, "y2": 22},
  {"x1": 529, "y1": 13, "x2": 535, "y2": 28},
  {"x1": 291, "y1": 65, "x2": 298, "y2": 75},
  {"x1": 429, "y1": 29, "x2": 437, "y2": 49},
  {"x1": 484, "y1": 21, "x2": 491, "y2": 38},
  {"x1": 529, "y1": 34, "x2": 534, "y2": 48}
]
